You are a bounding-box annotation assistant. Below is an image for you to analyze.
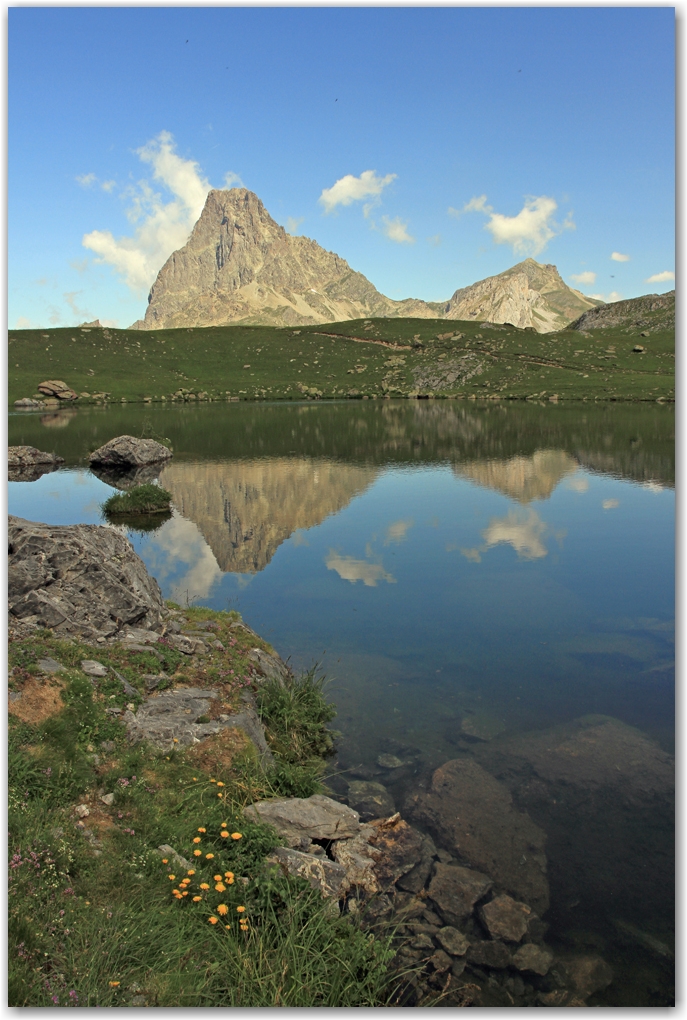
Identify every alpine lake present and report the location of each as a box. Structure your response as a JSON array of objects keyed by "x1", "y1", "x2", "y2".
[{"x1": 9, "y1": 398, "x2": 675, "y2": 1006}]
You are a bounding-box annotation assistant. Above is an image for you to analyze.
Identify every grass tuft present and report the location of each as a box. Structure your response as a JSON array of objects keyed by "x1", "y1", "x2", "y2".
[{"x1": 102, "y1": 483, "x2": 173, "y2": 517}]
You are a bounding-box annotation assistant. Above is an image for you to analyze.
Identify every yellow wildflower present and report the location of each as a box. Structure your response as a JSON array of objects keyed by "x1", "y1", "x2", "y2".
[
  {"x1": 217, "y1": 793, "x2": 223, "y2": 798},
  {"x1": 210, "y1": 779, "x2": 216, "y2": 784},
  {"x1": 193, "y1": 850, "x2": 202, "y2": 857},
  {"x1": 220, "y1": 831, "x2": 229, "y2": 838},
  {"x1": 109, "y1": 981, "x2": 120, "y2": 987},
  {"x1": 224, "y1": 872, "x2": 234, "y2": 880},
  {"x1": 198, "y1": 827, "x2": 206, "y2": 833},
  {"x1": 216, "y1": 781, "x2": 225, "y2": 787},
  {"x1": 168, "y1": 875, "x2": 176, "y2": 881},
  {"x1": 236, "y1": 905, "x2": 246, "y2": 913},
  {"x1": 193, "y1": 896, "x2": 202, "y2": 902},
  {"x1": 187, "y1": 869, "x2": 196, "y2": 876},
  {"x1": 208, "y1": 916, "x2": 218, "y2": 925},
  {"x1": 231, "y1": 833, "x2": 243, "y2": 841},
  {"x1": 205, "y1": 853, "x2": 214, "y2": 859},
  {"x1": 193, "y1": 837, "x2": 201, "y2": 844},
  {"x1": 217, "y1": 904, "x2": 228, "y2": 916},
  {"x1": 215, "y1": 883, "x2": 226, "y2": 892},
  {"x1": 200, "y1": 883, "x2": 210, "y2": 890},
  {"x1": 181, "y1": 891, "x2": 188, "y2": 897},
  {"x1": 213, "y1": 875, "x2": 222, "y2": 882},
  {"x1": 161, "y1": 858, "x2": 168, "y2": 864}
]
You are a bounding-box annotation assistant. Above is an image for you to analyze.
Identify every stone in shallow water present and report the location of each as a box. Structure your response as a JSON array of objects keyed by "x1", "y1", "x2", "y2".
[
  {"x1": 436, "y1": 926, "x2": 470, "y2": 957},
  {"x1": 467, "y1": 939, "x2": 513, "y2": 969},
  {"x1": 407, "y1": 757, "x2": 549, "y2": 914},
  {"x1": 553, "y1": 955, "x2": 614, "y2": 999},
  {"x1": 377, "y1": 753, "x2": 405, "y2": 769},
  {"x1": 367, "y1": 814, "x2": 424, "y2": 889},
  {"x1": 511, "y1": 942, "x2": 554, "y2": 975},
  {"x1": 244, "y1": 794, "x2": 360, "y2": 846},
  {"x1": 89, "y1": 435, "x2": 172, "y2": 468},
  {"x1": 347, "y1": 780, "x2": 395, "y2": 821},
  {"x1": 427, "y1": 863, "x2": 492, "y2": 926},
  {"x1": 460, "y1": 712, "x2": 506, "y2": 741},
  {"x1": 480, "y1": 893, "x2": 532, "y2": 943}
]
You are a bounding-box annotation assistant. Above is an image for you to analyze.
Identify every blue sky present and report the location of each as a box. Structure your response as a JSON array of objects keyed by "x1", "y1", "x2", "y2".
[{"x1": 9, "y1": 6, "x2": 675, "y2": 329}]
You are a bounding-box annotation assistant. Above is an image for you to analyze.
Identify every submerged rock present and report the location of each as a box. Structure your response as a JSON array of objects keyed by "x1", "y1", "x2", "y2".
[
  {"x1": 89, "y1": 435, "x2": 172, "y2": 468},
  {"x1": 347, "y1": 780, "x2": 395, "y2": 821},
  {"x1": 480, "y1": 893, "x2": 532, "y2": 943},
  {"x1": 366, "y1": 814, "x2": 424, "y2": 889},
  {"x1": 466, "y1": 939, "x2": 513, "y2": 969},
  {"x1": 89, "y1": 462, "x2": 164, "y2": 491},
  {"x1": 427, "y1": 863, "x2": 492, "y2": 926},
  {"x1": 407, "y1": 757, "x2": 549, "y2": 914},
  {"x1": 511, "y1": 942, "x2": 554, "y2": 975},
  {"x1": 436, "y1": 926, "x2": 470, "y2": 957},
  {"x1": 552, "y1": 954, "x2": 614, "y2": 999},
  {"x1": 8, "y1": 516, "x2": 166, "y2": 640}
]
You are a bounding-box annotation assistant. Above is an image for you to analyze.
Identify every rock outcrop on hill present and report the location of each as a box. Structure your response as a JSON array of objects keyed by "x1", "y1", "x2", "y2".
[
  {"x1": 569, "y1": 290, "x2": 675, "y2": 334},
  {"x1": 442, "y1": 259, "x2": 601, "y2": 332},
  {"x1": 130, "y1": 188, "x2": 598, "y2": 333}
]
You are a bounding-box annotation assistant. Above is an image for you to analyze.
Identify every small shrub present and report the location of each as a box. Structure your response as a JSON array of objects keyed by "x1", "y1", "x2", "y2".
[{"x1": 102, "y1": 484, "x2": 172, "y2": 517}]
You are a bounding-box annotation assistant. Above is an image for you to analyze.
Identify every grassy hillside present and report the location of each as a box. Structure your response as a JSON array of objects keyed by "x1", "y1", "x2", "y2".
[{"x1": 9, "y1": 315, "x2": 674, "y2": 405}]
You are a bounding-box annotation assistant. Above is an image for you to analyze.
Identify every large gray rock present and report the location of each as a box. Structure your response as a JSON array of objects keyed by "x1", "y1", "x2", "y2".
[
  {"x1": 8, "y1": 516, "x2": 166, "y2": 640},
  {"x1": 8, "y1": 446, "x2": 63, "y2": 482},
  {"x1": 89, "y1": 435, "x2": 172, "y2": 468},
  {"x1": 37, "y1": 379, "x2": 78, "y2": 401},
  {"x1": 266, "y1": 846, "x2": 347, "y2": 899},
  {"x1": 427, "y1": 863, "x2": 492, "y2": 926},
  {"x1": 125, "y1": 688, "x2": 272, "y2": 760},
  {"x1": 407, "y1": 757, "x2": 549, "y2": 914},
  {"x1": 246, "y1": 646, "x2": 291, "y2": 686},
  {"x1": 243, "y1": 794, "x2": 361, "y2": 846}
]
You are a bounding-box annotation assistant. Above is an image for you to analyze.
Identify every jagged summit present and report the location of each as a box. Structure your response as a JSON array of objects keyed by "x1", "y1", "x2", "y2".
[
  {"x1": 132, "y1": 188, "x2": 437, "y2": 330},
  {"x1": 130, "y1": 189, "x2": 600, "y2": 333}
]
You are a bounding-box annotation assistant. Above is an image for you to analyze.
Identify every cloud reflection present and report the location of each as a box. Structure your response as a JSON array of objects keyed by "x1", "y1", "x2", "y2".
[
  {"x1": 461, "y1": 508, "x2": 562, "y2": 563},
  {"x1": 325, "y1": 551, "x2": 396, "y2": 587},
  {"x1": 143, "y1": 514, "x2": 223, "y2": 602},
  {"x1": 384, "y1": 519, "x2": 414, "y2": 545}
]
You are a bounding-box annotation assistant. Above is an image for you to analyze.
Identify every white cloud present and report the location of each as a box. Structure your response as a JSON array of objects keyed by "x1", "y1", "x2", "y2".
[
  {"x1": 381, "y1": 216, "x2": 415, "y2": 244},
  {"x1": 457, "y1": 194, "x2": 572, "y2": 256},
  {"x1": 76, "y1": 173, "x2": 97, "y2": 188},
  {"x1": 590, "y1": 291, "x2": 623, "y2": 303},
  {"x1": 384, "y1": 519, "x2": 414, "y2": 544},
  {"x1": 15, "y1": 316, "x2": 32, "y2": 328},
  {"x1": 319, "y1": 170, "x2": 396, "y2": 214},
  {"x1": 427, "y1": 234, "x2": 442, "y2": 247},
  {"x1": 286, "y1": 216, "x2": 304, "y2": 234},
  {"x1": 101, "y1": 180, "x2": 116, "y2": 193},
  {"x1": 63, "y1": 290, "x2": 91, "y2": 321},
  {"x1": 82, "y1": 131, "x2": 214, "y2": 293},
  {"x1": 566, "y1": 475, "x2": 589, "y2": 493},
  {"x1": 611, "y1": 251, "x2": 630, "y2": 262},
  {"x1": 645, "y1": 271, "x2": 674, "y2": 284},
  {"x1": 325, "y1": 551, "x2": 396, "y2": 587},
  {"x1": 570, "y1": 270, "x2": 597, "y2": 285},
  {"x1": 223, "y1": 170, "x2": 244, "y2": 189}
]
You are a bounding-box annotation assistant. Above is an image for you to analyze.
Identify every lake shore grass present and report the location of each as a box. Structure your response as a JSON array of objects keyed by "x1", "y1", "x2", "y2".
[
  {"x1": 8, "y1": 606, "x2": 398, "y2": 1007},
  {"x1": 9, "y1": 315, "x2": 675, "y2": 407},
  {"x1": 102, "y1": 483, "x2": 173, "y2": 517}
]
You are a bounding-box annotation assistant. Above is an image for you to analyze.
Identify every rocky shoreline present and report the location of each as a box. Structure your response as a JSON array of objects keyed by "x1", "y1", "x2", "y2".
[{"x1": 8, "y1": 510, "x2": 673, "y2": 1007}]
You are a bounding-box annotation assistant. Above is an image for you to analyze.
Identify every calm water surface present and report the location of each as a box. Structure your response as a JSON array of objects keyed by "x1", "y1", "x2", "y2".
[{"x1": 9, "y1": 400, "x2": 675, "y2": 1005}]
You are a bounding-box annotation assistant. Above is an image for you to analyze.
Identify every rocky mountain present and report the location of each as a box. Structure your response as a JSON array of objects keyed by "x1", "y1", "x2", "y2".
[
  {"x1": 132, "y1": 189, "x2": 441, "y2": 331},
  {"x1": 569, "y1": 290, "x2": 675, "y2": 334},
  {"x1": 131, "y1": 188, "x2": 600, "y2": 333},
  {"x1": 441, "y1": 258, "x2": 601, "y2": 332}
]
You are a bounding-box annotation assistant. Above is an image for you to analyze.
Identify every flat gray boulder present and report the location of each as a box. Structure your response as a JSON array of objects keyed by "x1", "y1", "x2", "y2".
[
  {"x1": 244, "y1": 794, "x2": 361, "y2": 846},
  {"x1": 8, "y1": 516, "x2": 166, "y2": 640},
  {"x1": 89, "y1": 435, "x2": 172, "y2": 468},
  {"x1": 247, "y1": 647, "x2": 291, "y2": 686}
]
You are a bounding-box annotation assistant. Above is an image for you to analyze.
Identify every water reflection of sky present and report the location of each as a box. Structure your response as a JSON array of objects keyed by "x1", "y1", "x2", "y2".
[{"x1": 9, "y1": 458, "x2": 674, "y2": 755}]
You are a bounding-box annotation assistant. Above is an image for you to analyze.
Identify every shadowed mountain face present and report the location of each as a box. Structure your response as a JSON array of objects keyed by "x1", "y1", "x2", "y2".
[
  {"x1": 132, "y1": 189, "x2": 599, "y2": 333},
  {"x1": 570, "y1": 290, "x2": 675, "y2": 334},
  {"x1": 158, "y1": 458, "x2": 378, "y2": 573}
]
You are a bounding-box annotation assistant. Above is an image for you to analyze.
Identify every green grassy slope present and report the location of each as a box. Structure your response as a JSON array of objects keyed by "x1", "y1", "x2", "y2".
[{"x1": 9, "y1": 315, "x2": 674, "y2": 405}]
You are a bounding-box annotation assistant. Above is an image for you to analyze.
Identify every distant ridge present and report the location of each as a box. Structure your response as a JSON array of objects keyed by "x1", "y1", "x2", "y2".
[
  {"x1": 569, "y1": 290, "x2": 675, "y2": 334},
  {"x1": 131, "y1": 188, "x2": 601, "y2": 333}
]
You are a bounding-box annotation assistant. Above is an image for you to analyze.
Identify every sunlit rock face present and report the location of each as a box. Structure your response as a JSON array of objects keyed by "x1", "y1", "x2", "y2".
[
  {"x1": 158, "y1": 458, "x2": 378, "y2": 573},
  {"x1": 454, "y1": 450, "x2": 580, "y2": 503}
]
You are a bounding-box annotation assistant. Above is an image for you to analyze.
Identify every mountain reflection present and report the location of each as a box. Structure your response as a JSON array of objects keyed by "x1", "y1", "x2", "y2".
[
  {"x1": 158, "y1": 458, "x2": 378, "y2": 574},
  {"x1": 454, "y1": 450, "x2": 579, "y2": 503}
]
